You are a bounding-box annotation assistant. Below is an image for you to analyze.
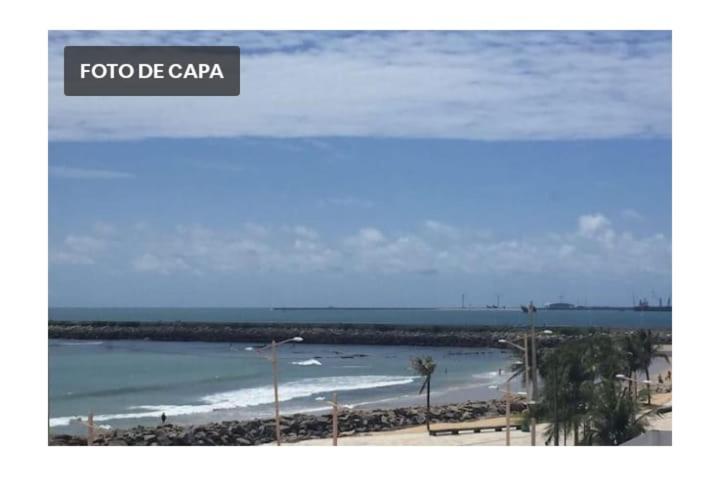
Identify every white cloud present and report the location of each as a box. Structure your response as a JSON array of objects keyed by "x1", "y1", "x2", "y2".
[
  {"x1": 49, "y1": 251, "x2": 96, "y2": 265},
  {"x1": 93, "y1": 222, "x2": 117, "y2": 236},
  {"x1": 578, "y1": 213, "x2": 612, "y2": 237},
  {"x1": 293, "y1": 225, "x2": 319, "y2": 240},
  {"x1": 48, "y1": 31, "x2": 671, "y2": 141},
  {"x1": 50, "y1": 234, "x2": 107, "y2": 265},
  {"x1": 346, "y1": 228, "x2": 386, "y2": 247},
  {"x1": 132, "y1": 253, "x2": 190, "y2": 274},
  {"x1": 424, "y1": 220, "x2": 460, "y2": 238},
  {"x1": 51, "y1": 214, "x2": 670, "y2": 279},
  {"x1": 49, "y1": 166, "x2": 134, "y2": 180},
  {"x1": 621, "y1": 208, "x2": 644, "y2": 221}
]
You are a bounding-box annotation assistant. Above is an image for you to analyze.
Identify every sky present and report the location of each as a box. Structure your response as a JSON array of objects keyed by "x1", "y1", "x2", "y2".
[{"x1": 48, "y1": 31, "x2": 672, "y2": 307}]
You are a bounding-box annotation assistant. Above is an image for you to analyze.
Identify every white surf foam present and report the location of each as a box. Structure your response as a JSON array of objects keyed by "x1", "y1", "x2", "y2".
[
  {"x1": 291, "y1": 359, "x2": 322, "y2": 366},
  {"x1": 472, "y1": 371, "x2": 500, "y2": 381},
  {"x1": 49, "y1": 375, "x2": 415, "y2": 427}
]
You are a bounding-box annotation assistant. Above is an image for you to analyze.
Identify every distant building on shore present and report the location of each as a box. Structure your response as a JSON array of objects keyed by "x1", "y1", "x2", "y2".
[{"x1": 543, "y1": 302, "x2": 575, "y2": 310}]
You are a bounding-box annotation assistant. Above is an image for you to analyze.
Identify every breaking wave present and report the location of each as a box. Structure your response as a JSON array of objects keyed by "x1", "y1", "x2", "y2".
[
  {"x1": 49, "y1": 375, "x2": 415, "y2": 427},
  {"x1": 291, "y1": 359, "x2": 322, "y2": 366}
]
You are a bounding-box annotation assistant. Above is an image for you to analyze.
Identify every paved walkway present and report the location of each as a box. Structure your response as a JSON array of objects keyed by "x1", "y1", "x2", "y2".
[
  {"x1": 281, "y1": 417, "x2": 551, "y2": 446},
  {"x1": 281, "y1": 399, "x2": 672, "y2": 446}
]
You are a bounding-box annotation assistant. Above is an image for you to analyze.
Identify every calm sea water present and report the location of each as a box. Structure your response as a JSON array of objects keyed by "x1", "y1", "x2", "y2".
[
  {"x1": 48, "y1": 308, "x2": 671, "y2": 434},
  {"x1": 49, "y1": 307, "x2": 672, "y2": 329}
]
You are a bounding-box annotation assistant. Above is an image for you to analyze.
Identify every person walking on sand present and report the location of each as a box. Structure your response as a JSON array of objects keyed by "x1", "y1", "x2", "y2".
[{"x1": 161, "y1": 412, "x2": 167, "y2": 424}]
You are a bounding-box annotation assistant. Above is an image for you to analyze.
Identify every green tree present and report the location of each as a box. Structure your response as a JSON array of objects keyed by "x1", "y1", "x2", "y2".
[
  {"x1": 621, "y1": 334, "x2": 645, "y2": 400},
  {"x1": 538, "y1": 343, "x2": 593, "y2": 445},
  {"x1": 539, "y1": 335, "x2": 632, "y2": 445},
  {"x1": 410, "y1": 356, "x2": 437, "y2": 433},
  {"x1": 538, "y1": 348, "x2": 567, "y2": 445},
  {"x1": 584, "y1": 378, "x2": 648, "y2": 445},
  {"x1": 636, "y1": 330, "x2": 671, "y2": 405}
]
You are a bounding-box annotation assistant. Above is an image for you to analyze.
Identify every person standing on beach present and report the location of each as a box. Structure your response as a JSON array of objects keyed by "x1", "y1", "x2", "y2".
[{"x1": 161, "y1": 412, "x2": 166, "y2": 424}]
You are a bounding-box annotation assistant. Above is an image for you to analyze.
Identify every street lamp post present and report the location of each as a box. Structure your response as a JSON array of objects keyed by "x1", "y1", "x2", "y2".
[
  {"x1": 498, "y1": 338, "x2": 528, "y2": 374},
  {"x1": 506, "y1": 305, "x2": 550, "y2": 447},
  {"x1": 70, "y1": 413, "x2": 101, "y2": 446},
  {"x1": 332, "y1": 392, "x2": 338, "y2": 446},
  {"x1": 271, "y1": 340, "x2": 280, "y2": 446},
  {"x1": 490, "y1": 382, "x2": 528, "y2": 446},
  {"x1": 498, "y1": 337, "x2": 531, "y2": 447},
  {"x1": 523, "y1": 333, "x2": 529, "y2": 387},
  {"x1": 529, "y1": 302, "x2": 537, "y2": 446},
  {"x1": 247, "y1": 336, "x2": 303, "y2": 446},
  {"x1": 324, "y1": 392, "x2": 347, "y2": 446},
  {"x1": 504, "y1": 382, "x2": 511, "y2": 445}
]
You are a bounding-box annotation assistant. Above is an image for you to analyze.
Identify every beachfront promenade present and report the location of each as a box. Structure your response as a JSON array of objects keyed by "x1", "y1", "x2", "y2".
[
  {"x1": 281, "y1": 416, "x2": 549, "y2": 446},
  {"x1": 281, "y1": 399, "x2": 672, "y2": 446}
]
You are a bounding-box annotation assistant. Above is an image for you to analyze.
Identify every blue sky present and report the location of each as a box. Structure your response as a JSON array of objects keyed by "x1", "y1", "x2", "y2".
[{"x1": 48, "y1": 31, "x2": 671, "y2": 307}]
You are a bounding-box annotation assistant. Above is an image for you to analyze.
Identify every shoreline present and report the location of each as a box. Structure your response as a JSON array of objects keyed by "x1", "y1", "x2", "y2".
[{"x1": 49, "y1": 397, "x2": 523, "y2": 446}]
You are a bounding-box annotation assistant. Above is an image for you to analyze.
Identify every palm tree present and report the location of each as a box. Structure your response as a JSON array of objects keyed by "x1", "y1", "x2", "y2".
[
  {"x1": 538, "y1": 335, "x2": 624, "y2": 445},
  {"x1": 535, "y1": 333, "x2": 663, "y2": 446},
  {"x1": 538, "y1": 348, "x2": 566, "y2": 445},
  {"x1": 410, "y1": 356, "x2": 436, "y2": 433},
  {"x1": 621, "y1": 334, "x2": 644, "y2": 400},
  {"x1": 584, "y1": 378, "x2": 648, "y2": 445},
  {"x1": 584, "y1": 334, "x2": 626, "y2": 381},
  {"x1": 636, "y1": 330, "x2": 671, "y2": 405},
  {"x1": 563, "y1": 341, "x2": 596, "y2": 445}
]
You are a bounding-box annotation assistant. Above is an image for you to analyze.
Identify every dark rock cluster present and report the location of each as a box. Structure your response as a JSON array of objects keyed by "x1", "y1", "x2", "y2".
[{"x1": 49, "y1": 399, "x2": 525, "y2": 446}]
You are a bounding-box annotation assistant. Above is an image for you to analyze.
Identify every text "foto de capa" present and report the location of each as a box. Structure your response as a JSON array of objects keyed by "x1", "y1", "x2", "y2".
[{"x1": 80, "y1": 63, "x2": 225, "y2": 80}]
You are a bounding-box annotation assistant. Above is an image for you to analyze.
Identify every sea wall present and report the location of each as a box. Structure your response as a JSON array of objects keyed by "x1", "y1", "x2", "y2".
[
  {"x1": 49, "y1": 320, "x2": 671, "y2": 348},
  {"x1": 49, "y1": 399, "x2": 526, "y2": 446},
  {"x1": 49, "y1": 320, "x2": 622, "y2": 347}
]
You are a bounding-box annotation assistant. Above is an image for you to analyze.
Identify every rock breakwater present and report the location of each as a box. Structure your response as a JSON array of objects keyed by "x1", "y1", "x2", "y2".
[
  {"x1": 48, "y1": 320, "x2": 660, "y2": 348},
  {"x1": 49, "y1": 399, "x2": 526, "y2": 446}
]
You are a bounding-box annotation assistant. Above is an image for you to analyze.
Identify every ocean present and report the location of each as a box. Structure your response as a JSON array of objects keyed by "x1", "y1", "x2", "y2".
[{"x1": 48, "y1": 308, "x2": 671, "y2": 434}]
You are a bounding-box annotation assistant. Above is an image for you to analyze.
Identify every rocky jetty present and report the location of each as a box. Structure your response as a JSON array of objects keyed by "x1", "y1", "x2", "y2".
[
  {"x1": 49, "y1": 399, "x2": 527, "y2": 446},
  {"x1": 48, "y1": 320, "x2": 663, "y2": 348}
]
